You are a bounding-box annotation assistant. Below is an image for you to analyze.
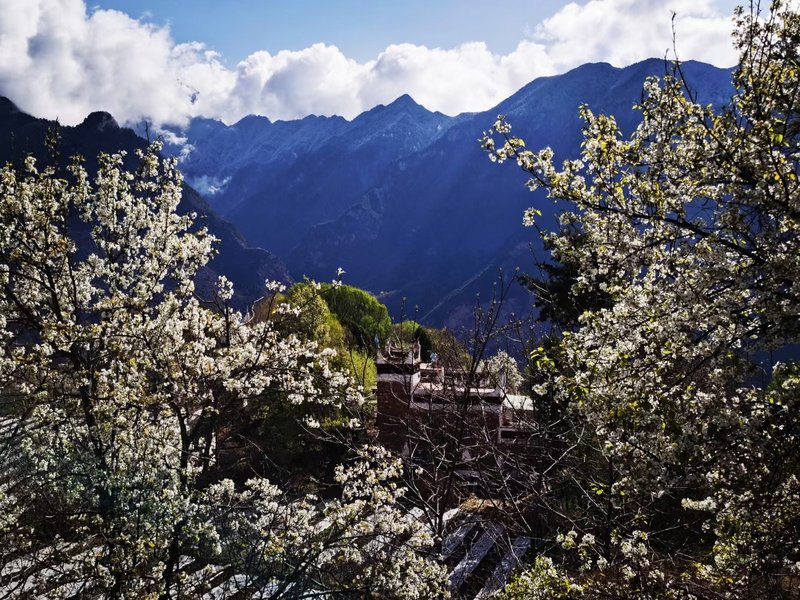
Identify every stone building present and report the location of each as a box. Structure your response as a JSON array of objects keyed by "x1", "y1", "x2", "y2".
[{"x1": 376, "y1": 341, "x2": 535, "y2": 459}]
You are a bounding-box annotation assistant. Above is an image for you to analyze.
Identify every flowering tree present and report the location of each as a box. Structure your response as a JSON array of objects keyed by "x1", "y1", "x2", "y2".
[
  {"x1": 0, "y1": 146, "x2": 447, "y2": 598},
  {"x1": 484, "y1": 1, "x2": 800, "y2": 597}
]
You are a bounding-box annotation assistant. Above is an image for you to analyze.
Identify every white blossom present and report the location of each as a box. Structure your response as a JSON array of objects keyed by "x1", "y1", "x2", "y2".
[{"x1": 0, "y1": 144, "x2": 447, "y2": 597}]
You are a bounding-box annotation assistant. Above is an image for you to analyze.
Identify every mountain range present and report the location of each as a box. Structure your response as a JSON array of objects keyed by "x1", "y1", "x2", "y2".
[
  {"x1": 164, "y1": 58, "x2": 734, "y2": 326},
  {"x1": 0, "y1": 97, "x2": 289, "y2": 309},
  {"x1": 1, "y1": 58, "x2": 735, "y2": 327}
]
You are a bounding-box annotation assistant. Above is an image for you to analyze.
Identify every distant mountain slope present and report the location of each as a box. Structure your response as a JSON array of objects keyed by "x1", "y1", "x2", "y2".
[
  {"x1": 168, "y1": 59, "x2": 734, "y2": 327},
  {"x1": 168, "y1": 94, "x2": 462, "y2": 257},
  {"x1": 2, "y1": 59, "x2": 734, "y2": 326},
  {"x1": 0, "y1": 98, "x2": 290, "y2": 308}
]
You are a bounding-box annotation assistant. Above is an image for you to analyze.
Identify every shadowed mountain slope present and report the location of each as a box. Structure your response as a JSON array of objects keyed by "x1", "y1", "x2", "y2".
[
  {"x1": 0, "y1": 98, "x2": 290, "y2": 308},
  {"x1": 171, "y1": 59, "x2": 734, "y2": 326}
]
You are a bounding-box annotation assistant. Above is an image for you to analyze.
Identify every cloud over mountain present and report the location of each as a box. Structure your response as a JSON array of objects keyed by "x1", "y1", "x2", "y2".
[
  {"x1": 0, "y1": 0, "x2": 738, "y2": 126},
  {"x1": 535, "y1": 0, "x2": 735, "y2": 70}
]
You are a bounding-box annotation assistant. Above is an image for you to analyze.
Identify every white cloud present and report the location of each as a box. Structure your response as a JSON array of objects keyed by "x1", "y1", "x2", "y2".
[
  {"x1": 222, "y1": 45, "x2": 368, "y2": 122},
  {"x1": 0, "y1": 0, "x2": 739, "y2": 127},
  {"x1": 535, "y1": 0, "x2": 735, "y2": 70},
  {"x1": 359, "y1": 41, "x2": 556, "y2": 116},
  {"x1": 0, "y1": 0, "x2": 234, "y2": 126}
]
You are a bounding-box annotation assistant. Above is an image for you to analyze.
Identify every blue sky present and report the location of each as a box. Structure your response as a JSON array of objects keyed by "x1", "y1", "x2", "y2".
[{"x1": 2, "y1": 0, "x2": 744, "y2": 126}]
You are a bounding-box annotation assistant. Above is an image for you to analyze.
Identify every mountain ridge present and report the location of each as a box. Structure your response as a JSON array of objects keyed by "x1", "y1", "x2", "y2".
[
  {"x1": 0, "y1": 58, "x2": 736, "y2": 327},
  {"x1": 0, "y1": 98, "x2": 291, "y2": 309},
  {"x1": 165, "y1": 59, "x2": 734, "y2": 326}
]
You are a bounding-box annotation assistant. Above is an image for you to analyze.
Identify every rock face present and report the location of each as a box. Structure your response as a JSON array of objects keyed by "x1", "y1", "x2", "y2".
[
  {"x1": 166, "y1": 59, "x2": 734, "y2": 326},
  {"x1": 0, "y1": 98, "x2": 290, "y2": 309}
]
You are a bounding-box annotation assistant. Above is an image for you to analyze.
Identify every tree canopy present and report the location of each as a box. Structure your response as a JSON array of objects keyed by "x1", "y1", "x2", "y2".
[
  {"x1": 318, "y1": 283, "x2": 392, "y2": 352},
  {"x1": 483, "y1": 1, "x2": 800, "y2": 597},
  {"x1": 0, "y1": 146, "x2": 446, "y2": 597}
]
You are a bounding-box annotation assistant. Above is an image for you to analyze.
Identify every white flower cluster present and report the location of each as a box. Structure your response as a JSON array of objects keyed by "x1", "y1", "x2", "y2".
[
  {"x1": 0, "y1": 145, "x2": 446, "y2": 597},
  {"x1": 205, "y1": 446, "x2": 448, "y2": 598},
  {"x1": 491, "y1": 3, "x2": 800, "y2": 597}
]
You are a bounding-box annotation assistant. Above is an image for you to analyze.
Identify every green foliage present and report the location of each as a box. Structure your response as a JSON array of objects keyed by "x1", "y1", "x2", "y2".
[
  {"x1": 392, "y1": 320, "x2": 434, "y2": 360},
  {"x1": 343, "y1": 349, "x2": 378, "y2": 392},
  {"x1": 499, "y1": 556, "x2": 579, "y2": 600},
  {"x1": 256, "y1": 393, "x2": 348, "y2": 487},
  {"x1": 272, "y1": 283, "x2": 379, "y2": 391},
  {"x1": 285, "y1": 282, "x2": 348, "y2": 350},
  {"x1": 249, "y1": 282, "x2": 373, "y2": 482},
  {"x1": 319, "y1": 283, "x2": 392, "y2": 352}
]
